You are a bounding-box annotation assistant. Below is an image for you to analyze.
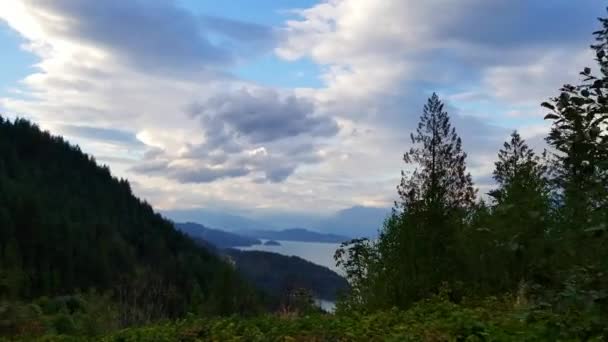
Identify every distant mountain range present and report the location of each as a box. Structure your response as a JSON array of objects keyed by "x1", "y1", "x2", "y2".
[
  {"x1": 313, "y1": 206, "x2": 390, "y2": 238},
  {"x1": 238, "y1": 228, "x2": 349, "y2": 243},
  {"x1": 174, "y1": 222, "x2": 261, "y2": 248},
  {"x1": 163, "y1": 205, "x2": 390, "y2": 238},
  {"x1": 175, "y1": 221, "x2": 349, "y2": 245},
  {"x1": 164, "y1": 208, "x2": 274, "y2": 230}
]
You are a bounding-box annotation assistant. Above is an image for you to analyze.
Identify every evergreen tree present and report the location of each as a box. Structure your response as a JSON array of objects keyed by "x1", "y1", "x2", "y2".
[
  {"x1": 488, "y1": 131, "x2": 551, "y2": 287},
  {"x1": 398, "y1": 93, "x2": 476, "y2": 214},
  {"x1": 373, "y1": 93, "x2": 476, "y2": 308}
]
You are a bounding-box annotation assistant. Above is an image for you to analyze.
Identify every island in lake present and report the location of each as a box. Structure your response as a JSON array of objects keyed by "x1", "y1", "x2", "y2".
[{"x1": 264, "y1": 240, "x2": 281, "y2": 246}]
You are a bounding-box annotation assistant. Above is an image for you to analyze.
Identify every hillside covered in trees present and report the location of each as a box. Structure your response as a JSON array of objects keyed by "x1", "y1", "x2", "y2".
[
  {"x1": 226, "y1": 249, "x2": 348, "y2": 302},
  {"x1": 0, "y1": 118, "x2": 264, "y2": 329}
]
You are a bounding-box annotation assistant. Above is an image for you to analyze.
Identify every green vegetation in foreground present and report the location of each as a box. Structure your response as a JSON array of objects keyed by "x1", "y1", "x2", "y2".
[{"x1": 6, "y1": 294, "x2": 606, "y2": 341}]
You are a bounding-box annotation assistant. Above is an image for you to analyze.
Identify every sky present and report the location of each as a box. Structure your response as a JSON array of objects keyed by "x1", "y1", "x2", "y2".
[{"x1": 0, "y1": 0, "x2": 604, "y2": 221}]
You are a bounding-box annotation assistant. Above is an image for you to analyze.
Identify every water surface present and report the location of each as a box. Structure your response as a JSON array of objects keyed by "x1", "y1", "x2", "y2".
[{"x1": 237, "y1": 240, "x2": 342, "y2": 273}]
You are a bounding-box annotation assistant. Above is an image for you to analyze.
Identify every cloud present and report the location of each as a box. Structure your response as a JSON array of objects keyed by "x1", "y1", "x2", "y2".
[
  {"x1": 188, "y1": 87, "x2": 338, "y2": 145},
  {"x1": 127, "y1": 86, "x2": 339, "y2": 184},
  {"x1": 1, "y1": 0, "x2": 339, "y2": 188},
  {"x1": 269, "y1": 0, "x2": 604, "y2": 206},
  {"x1": 59, "y1": 124, "x2": 144, "y2": 146},
  {"x1": 483, "y1": 49, "x2": 593, "y2": 107},
  {"x1": 131, "y1": 131, "x2": 327, "y2": 184},
  {"x1": 0, "y1": 0, "x2": 604, "y2": 217},
  {"x1": 0, "y1": 0, "x2": 275, "y2": 74},
  {"x1": 172, "y1": 166, "x2": 250, "y2": 183}
]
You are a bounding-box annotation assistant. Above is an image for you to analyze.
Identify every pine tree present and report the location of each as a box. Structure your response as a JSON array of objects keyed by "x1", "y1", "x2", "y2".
[
  {"x1": 490, "y1": 131, "x2": 548, "y2": 204},
  {"x1": 373, "y1": 93, "x2": 476, "y2": 308},
  {"x1": 488, "y1": 131, "x2": 551, "y2": 287},
  {"x1": 398, "y1": 93, "x2": 476, "y2": 214}
]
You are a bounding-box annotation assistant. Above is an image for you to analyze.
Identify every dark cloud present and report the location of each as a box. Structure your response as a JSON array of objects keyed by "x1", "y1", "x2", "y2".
[
  {"x1": 441, "y1": 1, "x2": 601, "y2": 50},
  {"x1": 128, "y1": 87, "x2": 335, "y2": 184},
  {"x1": 265, "y1": 166, "x2": 295, "y2": 183},
  {"x1": 171, "y1": 166, "x2": 250, "y2": 183},
  {"x1": 189, "y1": 88, "x2": 338, "y2": 145},
  {"x1": 131, "y1": 137, "x2": 324, "y2": 184},
  {"x1": 24, "y1": 0, "x2": 274, "y2": 72},
  {"x1": 180, "y1": 88, "x2": 336, "y2": 182},
  {"x1": 60, "y1": 124, "x2": 144, "y2": 146},
  {"x1": 130, "y1": 159, "x2": 168, "y2": 174}
]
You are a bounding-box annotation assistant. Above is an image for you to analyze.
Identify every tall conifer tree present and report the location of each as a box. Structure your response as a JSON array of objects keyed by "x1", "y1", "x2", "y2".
[
  {"x1": 489, "y1": 131, "x2": 550, "y2": 286},
  {"x1": 374, "y1": 93, "x2": 476, "y2": 308}
]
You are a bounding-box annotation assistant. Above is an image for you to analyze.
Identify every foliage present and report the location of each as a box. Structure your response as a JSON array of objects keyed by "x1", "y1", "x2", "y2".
[
  {"x1": 473, "y1": 131, "x2": 553, "y2": 292},
  {"x1": 334, "y1": 237, "x2": 378, "y2": 312},
  {"x1": 0, "y1": 292, "x2": 119, "y2": 338},
  {"x1": 5, "y1": 295, "x2": 605, "y2": 341},
  {"x1": 541, "y1": 13, "x2": 608, "y2": 231}
]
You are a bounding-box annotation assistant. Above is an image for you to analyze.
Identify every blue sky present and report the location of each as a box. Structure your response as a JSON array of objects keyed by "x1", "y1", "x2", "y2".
[
  {"x1": 0, "y1": 0, "x2": 603, "y2": 220},
  {"x1": 0, "y1": 22, "x2": 36, "y2": 96}
]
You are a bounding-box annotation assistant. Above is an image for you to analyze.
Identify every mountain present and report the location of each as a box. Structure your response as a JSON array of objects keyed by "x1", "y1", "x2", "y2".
[
  {"x1": 314, "y1": 206, "x2": 390, "y2": 238},
  {"x1": 164, "y1": 206, "x2": 389, "y2": 239},
  {"x1": 225, "y1": 249, "x2": 348, "y2": 301},
  {"x1": 163, "y1": 208, "x2": 274, "y2": 231},
  {"x1": 239, "y1": 228, "x2": 350, "y2": 243},
  {"x1": 0, "y1": 117, "x2": 261, "y2": 318},
  {"x1": 175, "y1": 222, "x2": 261, "y2": 248}
]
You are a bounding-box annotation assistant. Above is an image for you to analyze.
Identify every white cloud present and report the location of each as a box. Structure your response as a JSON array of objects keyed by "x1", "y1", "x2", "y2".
[{"x1": 0, "y1": 0, "x2": 604, "y2": 218}]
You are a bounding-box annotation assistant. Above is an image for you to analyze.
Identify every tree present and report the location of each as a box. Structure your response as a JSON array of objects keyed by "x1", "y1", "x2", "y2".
[
  {"x1": 488, "y1": 131, "x2": 551, "y2": 288},
  {"x1": 542, "y1": 16, "x2": 608, "y2": 232},
  {"x1": 334, "y1": 237, "x2": 379, "y2": 311},
  {"x1": 540, "y1": 15, "x2": 608, "y2": 312},
  {"x1": 398, "y1": 93, "x2": 476, "y2": 214},
  {"x1": 352, "y1": 93, "x2": 477, "y2": 309}
]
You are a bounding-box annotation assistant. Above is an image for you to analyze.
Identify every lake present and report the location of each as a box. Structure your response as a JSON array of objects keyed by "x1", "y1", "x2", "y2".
[
  {"x1": 236, "y1": 240, "x2": 344, "y2": 312},
  {"x1": 237, "y1": 240, "x2": 342, "y2": 273}
]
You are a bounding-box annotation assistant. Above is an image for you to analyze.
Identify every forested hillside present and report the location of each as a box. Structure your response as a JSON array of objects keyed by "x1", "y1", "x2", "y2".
[
  {"x1": 226, "y1": 249, "x2": 348, "y2": 302},
  {"x1": 0, "y1": 118, "x2": 262, "y2": 325}
]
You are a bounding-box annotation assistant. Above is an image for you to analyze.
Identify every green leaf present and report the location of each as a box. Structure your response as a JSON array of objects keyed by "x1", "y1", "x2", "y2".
[
  {"x1": 544, "y1": 113, "x2": 559, "y2": 120},
  {"x1": 571, "y1": 97, "x2": 586, "y2": 106},
  {"x1": 541, "y1": 102, "x2": 555, "y2": 110}
]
